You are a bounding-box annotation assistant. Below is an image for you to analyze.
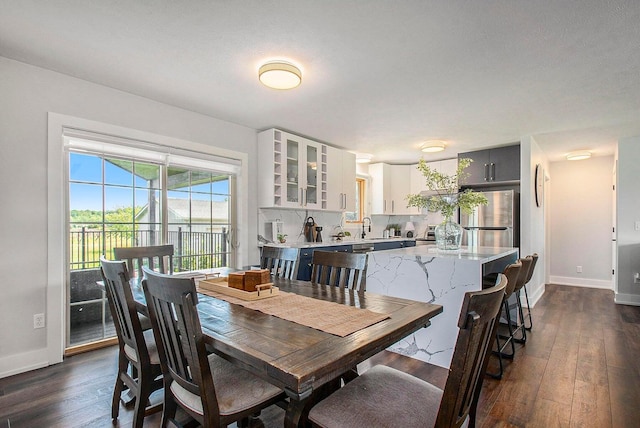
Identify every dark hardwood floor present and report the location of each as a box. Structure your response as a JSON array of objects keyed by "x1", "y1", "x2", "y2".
[{"x1": 1, "y1": 284, "x2": 639, "y2": 427}]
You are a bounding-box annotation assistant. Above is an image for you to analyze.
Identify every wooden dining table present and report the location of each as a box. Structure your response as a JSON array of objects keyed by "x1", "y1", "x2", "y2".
[{"x1": 129, "y1": 272, "x2": 443, "y2": 427}]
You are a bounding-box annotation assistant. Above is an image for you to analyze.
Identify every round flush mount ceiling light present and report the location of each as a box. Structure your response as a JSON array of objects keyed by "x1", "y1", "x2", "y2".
[
  {"x1": 259, "y1": 61, "x2": 302, "y2": 90},
  {"x1": 566, "y1": 150, "x2": 591, "y2": 161},
  {"x1": 355, "y1": 153, "x2": 373, "y2": 164},
  {"x1": 421, "y1": 140, "x2": 446, "y2": 153}
]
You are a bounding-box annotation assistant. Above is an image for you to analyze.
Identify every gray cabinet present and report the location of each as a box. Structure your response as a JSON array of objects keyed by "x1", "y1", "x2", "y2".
[{"x1": 458, "y1": 145, "x2": 520, "y2": 185}]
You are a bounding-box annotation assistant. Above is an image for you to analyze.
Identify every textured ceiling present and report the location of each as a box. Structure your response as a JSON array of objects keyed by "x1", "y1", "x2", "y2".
[{"x1": 1, "y1": 0, "x2": 639, "y2": 163}]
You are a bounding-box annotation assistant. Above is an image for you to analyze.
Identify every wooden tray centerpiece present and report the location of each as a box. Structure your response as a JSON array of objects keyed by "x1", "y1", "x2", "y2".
[{"x1": 198, "y1": 269, "x2": 278, "y2": 301}]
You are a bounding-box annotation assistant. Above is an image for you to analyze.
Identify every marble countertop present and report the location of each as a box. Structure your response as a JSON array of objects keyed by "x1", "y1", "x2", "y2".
[
  {"x1": 373, "y1": 245, "x2": 519, "y2": 263},
  {"x1": 260, "y1": 237, "x2": 412, "y2": 249}
]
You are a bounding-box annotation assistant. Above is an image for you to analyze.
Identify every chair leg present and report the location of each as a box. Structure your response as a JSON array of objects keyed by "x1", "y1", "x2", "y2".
[
  {"x1": 133, "y1": 377, "x2": 149, "y2": 428},
  {"x1": 513, "y1": 293, "x2": 527, "y2": 344},
  {"x1": 487, "y1": 301, "x2": 516, "y2": 380},
  {"x1": 523, "y1": 285, "x2": 533, "y2": 330},
  {"x1": 161, "y1": 391, "x2": 179, "y2": 428},
  {"x1": 496, "y1": 301, "x2": 516, "y2": 359},
  {"x1": 112, "y1": 353, "x2": 128, "y2": 420}
]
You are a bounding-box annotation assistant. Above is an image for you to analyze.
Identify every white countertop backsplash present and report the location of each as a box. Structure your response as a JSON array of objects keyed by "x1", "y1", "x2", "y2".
[{"x1": 258, "y1": 207, "x2": 442, "y2": 245}]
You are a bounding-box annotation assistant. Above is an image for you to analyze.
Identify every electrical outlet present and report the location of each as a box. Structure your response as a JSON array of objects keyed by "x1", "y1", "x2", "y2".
[
  {"x1": 634, "y1": 273, "x2": 640, "y2": 284},
  {"x1": 576, "y1": 266, "x2": 582, "y2": 273},
  {"x1": 33, "y1": 313, "x2": 45, "y2": 329}
]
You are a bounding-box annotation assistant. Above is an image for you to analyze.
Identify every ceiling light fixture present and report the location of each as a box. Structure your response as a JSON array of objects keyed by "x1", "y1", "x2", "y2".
[
  {"x1": 258, "y1": 61, "x2": 302, "y2": 90},
  {"x1": 421, "y1": 141, "x2": 446, "y2": 153},
  {"x1": 355, "y1": 153, "x2": 373, "y2": 164},
  {"x1": 566, "y1": 150, "x2": 591, "y2": 161}
]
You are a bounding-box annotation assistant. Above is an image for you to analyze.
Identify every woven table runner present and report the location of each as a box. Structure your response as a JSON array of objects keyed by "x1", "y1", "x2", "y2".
[{"x1": 197, "y1": 288, "x2": 389, "y2": 337}]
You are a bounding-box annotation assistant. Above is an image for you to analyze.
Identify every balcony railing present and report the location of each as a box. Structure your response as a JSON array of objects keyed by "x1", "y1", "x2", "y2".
[{"x1": 69, "y1": 227, "x2": 229, "y2": 271}]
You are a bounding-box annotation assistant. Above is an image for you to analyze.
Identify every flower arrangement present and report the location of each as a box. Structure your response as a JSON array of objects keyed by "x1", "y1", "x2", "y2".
[{"x1": 406, "y1": 158, "x2": 488, "y2": 218}]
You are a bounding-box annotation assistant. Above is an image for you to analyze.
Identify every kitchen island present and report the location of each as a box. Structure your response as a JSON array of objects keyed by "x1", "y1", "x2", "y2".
[{"x1": 366, "y1": 245, "x2": 518, "y2": 368}]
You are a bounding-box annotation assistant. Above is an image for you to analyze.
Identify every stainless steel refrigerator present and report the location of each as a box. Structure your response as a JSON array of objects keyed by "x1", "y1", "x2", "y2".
[{"x1": 460, "y1": 189, "x2": 519, "y2": 247}]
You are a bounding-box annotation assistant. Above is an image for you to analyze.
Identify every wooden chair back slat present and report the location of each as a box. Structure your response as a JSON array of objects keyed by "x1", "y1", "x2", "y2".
[
  {"x1": 113, "y1": 244, "x2": 174, "y2": 280},
  {"x1": 310, "y1": 250, "x2": 368, "y2": 292},
  {"x1": 261, "y1": 246, "x2": 300, "y2": 280}
]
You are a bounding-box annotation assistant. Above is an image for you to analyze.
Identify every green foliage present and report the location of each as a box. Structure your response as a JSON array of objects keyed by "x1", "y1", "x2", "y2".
[{"x1": 406, "y1": 158, "x2": 488, "y2": 219}]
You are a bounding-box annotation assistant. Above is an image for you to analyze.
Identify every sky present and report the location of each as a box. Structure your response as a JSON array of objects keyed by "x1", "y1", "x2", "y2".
[{"x1": 69, "y1": 152, "x2": 230, "y2": 212}]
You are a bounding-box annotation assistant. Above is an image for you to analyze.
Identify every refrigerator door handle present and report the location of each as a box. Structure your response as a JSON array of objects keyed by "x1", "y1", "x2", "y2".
[{"x1": 484, "y1": 163, "x2": 489, "y2": 181}]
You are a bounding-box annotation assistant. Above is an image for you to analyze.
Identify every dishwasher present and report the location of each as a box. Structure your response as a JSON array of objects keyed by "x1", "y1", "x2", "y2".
[{"x1": 351, "y1": 242, "x2": 375, "y2": 253}]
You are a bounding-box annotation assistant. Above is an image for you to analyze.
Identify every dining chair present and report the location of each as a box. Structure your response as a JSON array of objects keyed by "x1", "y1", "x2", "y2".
[
  {"x1": 99, "y1": 257, "x2": 163, "y2": 428},
  {"x1": 308, "y1": 274, "x2": 508, "y2": 428},
  {"x1": 310, "y1": 250, "x2": 368, "y2": 292},
  {"x1": 486, "y1": 260, "x2": 522, "y2": 380},
  {"x1": 113, "y1": 244, "x2": 174, "y2": 280},
  {"x1": 261, "y1": 245, "x2": 300, "y2": 280},
  {"x1": 141, "y1": 267, "x2": 286, "y2": 428}
]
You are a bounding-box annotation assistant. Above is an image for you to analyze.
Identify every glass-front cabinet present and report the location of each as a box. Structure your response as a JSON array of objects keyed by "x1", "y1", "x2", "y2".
[
  {"x1": 284, "y1": 136, "x2": 321, "y2": 208},
  {"x1": 258, "y1": 129, "x2": 325, "y2": 210}
]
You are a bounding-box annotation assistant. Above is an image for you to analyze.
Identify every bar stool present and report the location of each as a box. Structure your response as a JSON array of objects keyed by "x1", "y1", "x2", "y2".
[
  {"x1": 511, "y1": 256, "x2": 534, "y2": 344},
  {"x1": 487, "y1": 260, "x2": 522, "y2": 380},
  {"x1": 521, "y1": 253, "x2": 539, "y2": 331}
]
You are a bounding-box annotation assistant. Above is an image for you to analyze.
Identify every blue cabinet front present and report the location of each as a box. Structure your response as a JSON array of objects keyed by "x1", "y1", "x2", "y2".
[{"x1": 296, "y1": 245, "x2": 352, "y2": 281}]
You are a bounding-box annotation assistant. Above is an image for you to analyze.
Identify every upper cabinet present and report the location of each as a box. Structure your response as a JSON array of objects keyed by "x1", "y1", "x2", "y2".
[
  {"x1": 326, "y1": 147, "x2": 356, "y2": 211},
  {"x1": 370, "y1": 163, "x2": 419, "y2": 215},
  {"x1": 258, "y1": 129, "x2": 325, "y2": 209},
  {"x1": 458, "y1": 144, "x2": 520, "y2": 186},
  {"x1": 258, "y1": 129, "x2": 355, "y2": 211}
]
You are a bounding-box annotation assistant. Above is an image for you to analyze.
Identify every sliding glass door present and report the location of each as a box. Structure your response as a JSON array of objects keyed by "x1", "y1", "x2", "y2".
[{"x1": 67, "y1": 148, "x2": 236, "y2": 348}]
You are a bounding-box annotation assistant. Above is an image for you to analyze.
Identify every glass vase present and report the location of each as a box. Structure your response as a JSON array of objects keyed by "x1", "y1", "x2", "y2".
[{"x1": 435, "y1": 218, "x2": 464, "y2": 250}]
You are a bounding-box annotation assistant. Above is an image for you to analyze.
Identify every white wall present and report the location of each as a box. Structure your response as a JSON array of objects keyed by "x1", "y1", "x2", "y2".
[
  {"x1": 616, "y1": 136, "x2": 640, "y2": 305},
  {"x1": 548, "y1": 156, "x2": 614, "y2": 288},
  {"x1": 0, "y1": 57, "x2": 259, "y2": 377},
  {"x1": 520, "y1": 136, "x2": 548, "y2": 305}
]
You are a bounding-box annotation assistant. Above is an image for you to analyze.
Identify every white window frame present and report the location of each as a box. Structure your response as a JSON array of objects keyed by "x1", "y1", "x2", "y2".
[{"x1": 47, "y1": 113, "x2": 248, "y2": 363}]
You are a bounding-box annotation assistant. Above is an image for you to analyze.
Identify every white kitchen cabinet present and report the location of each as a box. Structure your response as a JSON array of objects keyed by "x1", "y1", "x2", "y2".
[
  {"x1": 258, "y1": 129, "x2": 326, "y2": 210},
  {"x1": 326, "y1": 147, "x2": 356, "y2": 211},
  {"x1": 370, "y1": 163, "x2": 418, "y2": 215}
]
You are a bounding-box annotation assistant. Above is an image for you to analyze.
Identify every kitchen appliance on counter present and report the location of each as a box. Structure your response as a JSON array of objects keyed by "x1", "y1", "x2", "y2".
[
  {"x1": 460, "y1": 189, "x2": 519, "y2": 247},
  {"x1": 304, "y1": 216, "x2": 317, "y2": 242},
  {"x1": 264, "y1": 220, "x2": 283, "y2": 242},
  {"x1": 416, "y1": 224, "x2": 437, "y2": 246}
]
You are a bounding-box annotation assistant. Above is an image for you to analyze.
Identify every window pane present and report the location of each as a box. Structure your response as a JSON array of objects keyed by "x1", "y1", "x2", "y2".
[
  {"x1": 135, "y1": 188, "x2": 159, "y2": 219},
  {"x1": 105, "y1": 158, "x2": 133, "y2": 186},
  {"x1": 70, "y1": 152, "x2": 102, "y2": 183},
  {"x1": 70, "y1": 182, "x2": 103, "y2": 213},
  {"x1": 134, "y1": 162, "x2": 161, "y2": 187},
  {"x1": 167, "y1": 190, "x2": 189, "y2": 223},
  {"x1": 105, "y1": 186, "x2": 133, "y2": 213},
  {"x1": 167, "y1": 167, "x2": 190, "y2": 190},
  {"x1": 212, "y1": 177, "x2": 229, "y2": 194}
]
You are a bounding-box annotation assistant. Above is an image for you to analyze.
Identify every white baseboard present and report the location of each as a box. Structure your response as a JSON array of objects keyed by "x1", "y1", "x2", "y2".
[
  {"x1": 614, "y1": 292, "x2": 640, "y2": 306},
  {"x1": 548, "y1": 276, "x2": 613, "y2": 290},
  {"x1": 0, "y1": 348, "x2": 52, "y2": 379}
]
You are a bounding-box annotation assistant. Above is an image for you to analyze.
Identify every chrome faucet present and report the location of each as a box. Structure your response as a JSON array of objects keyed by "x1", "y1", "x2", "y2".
[{"x1": 361, "y1": 217, "x2": 372, "y2": 239}]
